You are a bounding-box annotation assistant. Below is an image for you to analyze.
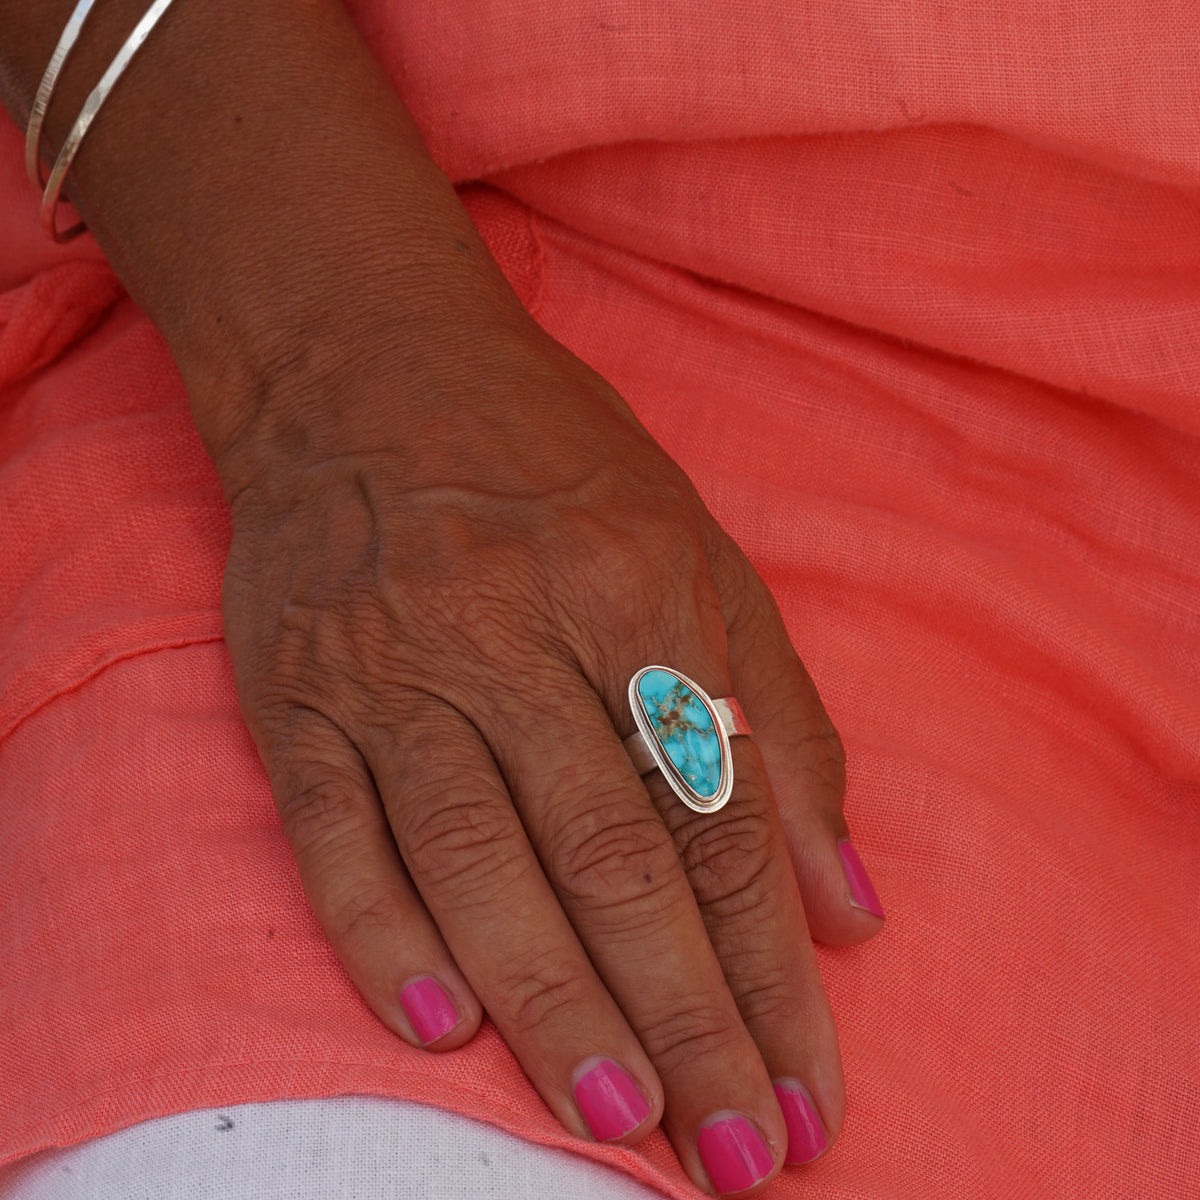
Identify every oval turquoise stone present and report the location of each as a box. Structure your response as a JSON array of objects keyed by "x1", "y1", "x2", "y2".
[{"x1": 635, "y1": 669, "x2": 723, "y2": 798}]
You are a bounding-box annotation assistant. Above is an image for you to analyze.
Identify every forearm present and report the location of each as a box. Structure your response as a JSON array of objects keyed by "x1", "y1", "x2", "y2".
[{"x1": 0, "y1": 0, "x2": 521, "y2": 468}]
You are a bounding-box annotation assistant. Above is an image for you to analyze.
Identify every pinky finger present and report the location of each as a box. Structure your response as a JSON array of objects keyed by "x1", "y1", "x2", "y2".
[{"x1": 260, "y1": 703, "x2": 484, "y2": 1051}]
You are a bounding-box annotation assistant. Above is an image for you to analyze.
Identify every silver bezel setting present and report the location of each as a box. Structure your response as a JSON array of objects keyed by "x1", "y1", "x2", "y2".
[{"x1": 628, "y1": 665, "x2": 734, "y2": 814}]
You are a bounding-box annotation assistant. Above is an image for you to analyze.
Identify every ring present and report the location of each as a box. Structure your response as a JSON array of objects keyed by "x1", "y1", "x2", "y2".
[{"x1": 623, "y1": 665, "x2": 753, "y2": 814}]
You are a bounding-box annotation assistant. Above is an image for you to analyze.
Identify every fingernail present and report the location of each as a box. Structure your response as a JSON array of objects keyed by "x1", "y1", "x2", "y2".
[
  {"x1": 400, "y1": 976, "x2": 459, "y2": 1044},
  {"x1": 572, "y1": 1057, "x2": 651, "y2": 1141},
  {"x1": 837, "y1": 838, "x2": 884, "y2": 919},
  {"x1": 697, "y1": 1113, "x2": 774, "y2": 1193},
  {"x1": 773, "y1": 1080, "x2": 827, "y2": 1164}
]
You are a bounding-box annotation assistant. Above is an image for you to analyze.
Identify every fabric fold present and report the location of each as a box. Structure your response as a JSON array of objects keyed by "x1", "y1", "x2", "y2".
[{"x1": 2, "y1": 3, "x2": 1198, "y2": 1197}]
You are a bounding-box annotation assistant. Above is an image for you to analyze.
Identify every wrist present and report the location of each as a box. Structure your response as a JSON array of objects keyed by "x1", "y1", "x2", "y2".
[
  {"x1": 3, "y1": 0, "x2": 528, "y2": 486},
  {"x1": 194, "y1": 276, "x2": 540, "y2": 511},
  {"x1": 178, "y1": 231, "x2": 521, "y2": 475}
]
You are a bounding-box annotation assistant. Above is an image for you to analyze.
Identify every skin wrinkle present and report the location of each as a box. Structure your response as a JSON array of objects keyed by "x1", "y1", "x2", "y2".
[
  {"x1": 242, "y1": 514, "x2": 555, "y2": 733},
  {"x1": 631, "y1": 1003, "x2": 754, "y2": 1081},
  {"x1": 273, "y1": 773, "x2": 372, "y2": 864},
  {"x1": 216, "y1": 359, "x2": 852, "y2": 1187},
  {"x1": 325, "y1": 878, "x2": 419, "y2": 948},
  {"x1": 793, "y1": 753, "x2": 849, "y2": 803},
  {"x1": 240, "y1": 628, "x2": 399, "y2": 742},
  {"x1": 674, "y1": 813, "x2": 780, "y2": 911},
  {"x1": 568, "y1": 565, "x2": 714, "y2": 666},
  {"x1": 564, "y1": 563, "x2": 726, "y2": 711},
  {"x1": 725, "y1": 974, "x2": 813, "y2": 1030},
  {"x1": 0, "y1": 1, "x2": 878, "y2": 1181},
  {"x1": 228, "y1": 383, "x2": 722, "y2": 754},
  {"x1": 396, "y1": 796, "x2": 534, "y2": 901},
  {"x1": 490, "y1": 949, "x2": 600, "y2": 1044},
  {"x1": 558, "y1": 881, "x2": 693, "y2": 947},
  {"x1": 543, "y1": 810, "x2": 682, "y2": 909}
]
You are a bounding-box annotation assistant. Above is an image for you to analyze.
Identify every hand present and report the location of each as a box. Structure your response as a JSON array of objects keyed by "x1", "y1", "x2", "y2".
[
  {"x1": 216, "y1": 305, "x2": 883, "y2": 1196},
  {"x1": 1, "y1": 1, "x2": 881, "y2": 1187}
]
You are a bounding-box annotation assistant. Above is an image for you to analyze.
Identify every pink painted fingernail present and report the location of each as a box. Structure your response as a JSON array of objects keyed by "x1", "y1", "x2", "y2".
[
  {"x1": 697, "y1": 1113, "x2": 774, "y2": 1193},
  {"x1": 773, "y1": 1080, "x2": 827, "y2": 1164},
  {"x1": 400, "y1": 976, "x2": 459, "y2": 1044},
  {"x1": 837, "y1": 838, "x2": 884, "y2": 919},
  {"x1": 573, "y1": 1058, "x2": 651, "y2": 1141}
]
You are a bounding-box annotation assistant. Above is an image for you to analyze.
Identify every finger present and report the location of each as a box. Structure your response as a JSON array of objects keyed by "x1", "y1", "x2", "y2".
[
  {"x1": 356, "y1": 692, "x2": 663, "y2": 1147},
  {"x1": 652, "y1": 729, "x2": 845, "y2": 1167},
  {"x1": 255, "y1": 703, "x2": 482, "y2": 1050},
  {"x1": 588, "y1": 638, "x2": 847, "y2": 1172},
  {"x1": 707, "y1": 532, "x2": 885, "y2": 944},
  {"x1": 478, "y1": 665, "x2": 787, "y2": 1196}
]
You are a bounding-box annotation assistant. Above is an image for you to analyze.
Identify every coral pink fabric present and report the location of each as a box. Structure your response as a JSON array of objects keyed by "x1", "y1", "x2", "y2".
[{"x1": 2, "y1": 3, "x2": 1199, "y2": 1196}]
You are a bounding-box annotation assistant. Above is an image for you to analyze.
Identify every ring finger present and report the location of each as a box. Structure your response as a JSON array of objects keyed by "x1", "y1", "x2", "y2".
[
  {"x1": 590, "y1": 648, "x2": 845, "y2": 1173},
  {"x1": 478, "y1": 668, "x2": 792, "y2": 1195}
]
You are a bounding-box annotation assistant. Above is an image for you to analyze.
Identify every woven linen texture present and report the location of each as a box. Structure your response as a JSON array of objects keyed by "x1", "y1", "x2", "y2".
[{"x1": 1, "y1": 2, "x2": 1198, "y2": 1196}]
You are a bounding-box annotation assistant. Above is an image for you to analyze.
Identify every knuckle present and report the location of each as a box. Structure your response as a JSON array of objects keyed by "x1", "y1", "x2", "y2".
[
  {"x1": 731, "y1": 969, "x2": 801, "y2": 1028},
  {"x1": 276, "y1": 773, "x2": 364, "y2": 866},
  {"x1": 450, "y1": 588, "x2": 543, "y2": 665},
  {"x1": 496, "y1": 952, "x2": 595, "y2": 1040},
  {"x1": 399, "y1": 798, "x2": 525, "y2": 901},
  {"x1": 676, "y1": 801, "x2": 778, "y2": 913},
  {"x1": 555, "y1": 520, "x2": 710, "y2": 645},
  {"x1": 752, "y1": 676, "x2": 848, "y2": 799},
  {"x1": 707, "y1": 532, "x2": 777, "y2": 634},
  {"x1": 596, "y1": 521, "x2": 690, "y2": 588},
  {"x1": 548, "y1": 805, "x2": 677, "y2": 909},
  {"x1": 328, "y1": 884, "x2": 406, "y2": 947},
  {"x1": 638, "y1": 998, "x2": 746, "y2": 1076}
]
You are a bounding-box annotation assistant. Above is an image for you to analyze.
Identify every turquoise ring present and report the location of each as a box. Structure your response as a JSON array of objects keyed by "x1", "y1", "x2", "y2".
[{"x1": 623, "y1": 665, "x2": 753, "y2": 814}]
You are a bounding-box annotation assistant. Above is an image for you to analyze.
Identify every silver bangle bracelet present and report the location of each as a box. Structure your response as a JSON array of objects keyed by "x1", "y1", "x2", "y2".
[
  {"x1": 36, "y1": 0, "x2": 182, "y2": 243},
  {"x1": 25, "y1": 0, "x2": 100, "y2": 192}
]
